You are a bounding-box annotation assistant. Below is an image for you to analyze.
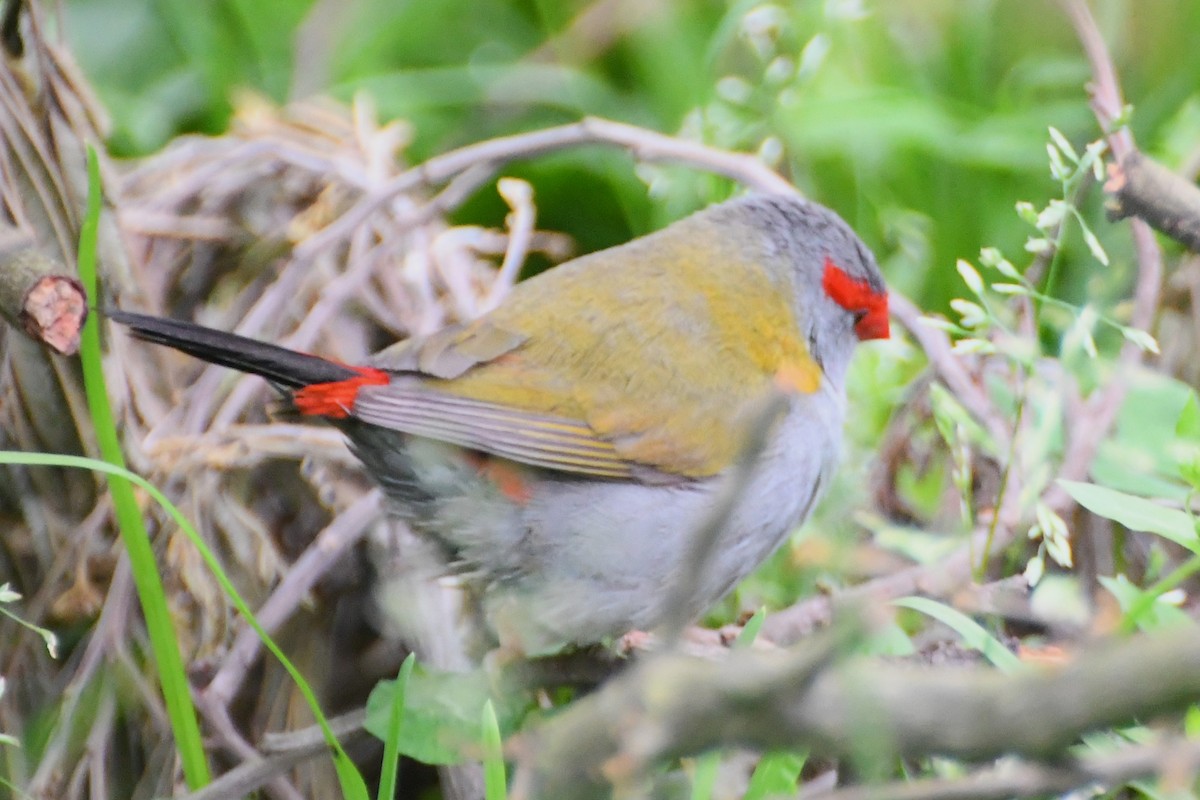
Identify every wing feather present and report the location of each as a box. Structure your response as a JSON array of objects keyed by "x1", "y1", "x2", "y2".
[{"x1": 352, "y1": 385, "x2": 637, "y2": 479}]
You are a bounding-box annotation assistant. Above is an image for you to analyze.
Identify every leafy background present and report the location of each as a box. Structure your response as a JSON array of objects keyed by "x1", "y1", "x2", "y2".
[{"x1": 63, "y1": 0, "x2": 1199, "y2": 299}]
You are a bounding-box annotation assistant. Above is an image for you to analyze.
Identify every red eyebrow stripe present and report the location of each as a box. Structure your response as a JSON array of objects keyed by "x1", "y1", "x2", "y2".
[{"x1": 822, "y1": 258, "x2": 890, "y2": 341}]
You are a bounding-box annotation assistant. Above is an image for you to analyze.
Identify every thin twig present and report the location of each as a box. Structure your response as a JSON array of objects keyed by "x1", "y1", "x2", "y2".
[
  {"x1": 293, "y1": 116, "x2": 797, "y2": 262},
  {"x1": 481, "y1": 177, "x2": 536, "y2": 312},
  {"x1": 758, "y1": 523, "x2": 1001, "y2": 645},
  {"x1": 1043, "y1": 0, "x2": 1163, "y2": 513},
  {"x1": 807, "y1": 735, "x2": 1200, "y2": 800},
  {"x1": 166, "y1": 710, "x2": 370, "y2": 800},
  {"x1": 195, "y1": 693, "x2": 306, "y2": 800},
  {"x1": 890, "y1": 294, "x2": 1007, "y2": 444}
]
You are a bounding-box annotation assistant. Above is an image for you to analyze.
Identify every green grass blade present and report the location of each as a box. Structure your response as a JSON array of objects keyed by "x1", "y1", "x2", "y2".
[
  {"x1": 482, "y1": 699, "x2": 507, "y2": 800},
  {"x1": 893, "y1": 596, "x2": 1024, "y2": 673},
  {"x1": 377, "y1": 654, "x2": 415, "y2": 800},
  {"x1": 76, "y1": 146, "x2": 211, "y2": 788},
  {"x1": 734, "y1": 607, "x2": 766, "y2": 649},
  {"x1": 689, "y1": 753, "x2": 719, "y2": 800},
  {"x1": 67, "y1": 144, "x2": 366, "y2": 798}
]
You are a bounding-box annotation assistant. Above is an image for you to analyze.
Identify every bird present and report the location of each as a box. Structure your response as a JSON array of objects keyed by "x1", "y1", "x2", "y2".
[{"x1": 110, "y1": 193, "x2": 888, "y2": 655}]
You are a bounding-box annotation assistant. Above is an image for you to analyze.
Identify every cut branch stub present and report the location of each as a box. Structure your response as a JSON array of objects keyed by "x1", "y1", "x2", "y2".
[
  {"x1": 0, "y1": 240, "x2": 87, "y2": 355},
  {"x1": 1106, "y1": 151, "x2": 1200, "y2": 253}
]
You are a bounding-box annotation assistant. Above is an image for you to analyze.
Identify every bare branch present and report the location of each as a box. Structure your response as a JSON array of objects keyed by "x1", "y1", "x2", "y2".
[
  {"x1": 809, "y1": 736, "x2": 1200, "y2": 800},
  {"x1": 1044, "y1": 0, "x2": 1164, "y2": 513},
  {"x1": 168, "y1": 710, "x2": 370, "y2": 800},
  {"x1": 514, "y1": 625, "x2": 1200, "y2": 799},
  {"x1": 1106, "y1": 151, "x2": 1200, "y2": 253}
]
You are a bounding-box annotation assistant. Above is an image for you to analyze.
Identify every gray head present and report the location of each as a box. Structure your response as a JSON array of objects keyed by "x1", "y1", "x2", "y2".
[{"x1": 713, "y1": 194, "x2": 889, "y2": 383}]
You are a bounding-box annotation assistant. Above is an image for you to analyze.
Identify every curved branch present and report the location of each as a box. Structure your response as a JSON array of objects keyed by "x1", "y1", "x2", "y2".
[{"x1": 294, "y1": 116, "x2": 798, "y2": 262}]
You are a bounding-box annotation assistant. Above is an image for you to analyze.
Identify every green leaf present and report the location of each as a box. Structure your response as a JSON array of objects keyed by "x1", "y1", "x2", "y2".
[
  {"x1": 1176, "y1": 394, "x2": 1200, "y2": 440},
  {"x1": 1098, "y1": 575, "x2": 1192, "y2": 630},
  {"x1": 1057, "y1": 481, "x2": 1200, "y2": 554},
  {"x1": 0, "y1": 449, "x2": 372, "y2": 798},
  {"x1": 892, "y1": 597, "x2": 1024, "y2": 673},
  {"x1": 364, "y1": 665, "x2": 524, "y2": 765},
  {"x1": 1015, "y1": 200, "x2": 1039, "y2": 225},
  {"x1": 1185, "y1": 705, "x2": 1200, "y2": 739},
  {"x1": 744, "y1": 751, "x2": 806, "y2": 800},
  {"x1": 690, "y1": 753, "x2": 719, "y2": 800},
  {"x1": 1119, "y1": 553, "x2": 1200, "y2": 632},
  {"x1": 1092, "y1": 369, "x2": 1194, "y2": 500},
  {"x1": 734, "y1": 607, "x2": 767, "y2": 648},
  {"x1": 1119, "y1": 326, "x2": 1160, "y2": 354},
  {"x1": 1178, "y1": 450, "x2": 1200, "y2": 493},
  {"x1": 1048, "y1": 126, "x2": 1079, "y2": 163},
  {"x1": 955, "y1": 259, "x2": 984, "y2": 296},
  {"x1": 1078, "y1": 219, "x2": 1110, "y2": 266},
  {"x1": 949, "y1": 298, "x2": 987, "y2": 328}
]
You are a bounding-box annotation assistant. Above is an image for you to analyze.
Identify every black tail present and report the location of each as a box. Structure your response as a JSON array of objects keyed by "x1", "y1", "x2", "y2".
[{"x1": 106, "y1": 309, "x2": 358, "y2": 389}]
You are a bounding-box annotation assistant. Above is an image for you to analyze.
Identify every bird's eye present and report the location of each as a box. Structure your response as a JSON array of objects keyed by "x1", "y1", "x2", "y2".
[{"x1": 807, "y1": 329, "x2": 823, "y2": 369}]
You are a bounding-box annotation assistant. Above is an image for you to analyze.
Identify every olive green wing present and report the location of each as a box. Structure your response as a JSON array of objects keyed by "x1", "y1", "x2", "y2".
[{"x1": 354, "y1": 219, "x2": 818, "y2": 481}]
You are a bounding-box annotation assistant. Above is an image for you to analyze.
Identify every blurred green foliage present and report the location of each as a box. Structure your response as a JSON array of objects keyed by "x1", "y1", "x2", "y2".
[{"x1": 61, "y1": 0, "x2": 1200, "y2": 309}]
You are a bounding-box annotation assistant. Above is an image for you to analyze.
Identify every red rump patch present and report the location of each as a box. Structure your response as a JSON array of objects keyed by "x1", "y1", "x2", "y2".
[
  {"x1": 822, "y1": 258, "x2": 890, "y2": 341},
  {"x1": 292, "y1": 367, "x2": 389, "y2": 418},
  {"x1": 463, "y1": 451, "x2": 533, "y2": 505}
]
